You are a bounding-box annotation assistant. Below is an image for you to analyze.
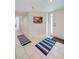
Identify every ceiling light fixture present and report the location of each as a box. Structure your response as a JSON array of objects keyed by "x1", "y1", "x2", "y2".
[{"x1": 50, "y1": 0, "x2": 53, "y2": 3}]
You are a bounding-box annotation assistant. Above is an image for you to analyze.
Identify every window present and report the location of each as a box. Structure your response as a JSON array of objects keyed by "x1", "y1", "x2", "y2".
[
  {"x1": 15, "y1": 16, "x2": 20, "y2": 30},
  {"x1": 46, "y1": 13, "x2": 53, "y2": 37},
  {"x1": 50, "y1": 14, "x2": 53, "y2": 34}
]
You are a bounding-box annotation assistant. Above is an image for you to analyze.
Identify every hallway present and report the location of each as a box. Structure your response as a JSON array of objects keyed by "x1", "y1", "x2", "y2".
[{"x1": 15, "y1": 30, "x2": 64, "y2": 59}]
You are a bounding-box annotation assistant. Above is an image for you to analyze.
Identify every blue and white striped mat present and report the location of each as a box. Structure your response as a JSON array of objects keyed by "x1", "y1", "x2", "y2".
[{"x1": 35, "y1": 38, "x2": 56, "y2": 55}]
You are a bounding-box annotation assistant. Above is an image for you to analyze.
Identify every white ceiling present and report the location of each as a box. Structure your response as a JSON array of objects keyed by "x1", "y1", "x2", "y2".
[{"x1": 15, "y1": 0, "x2": 64, "y2": 12}]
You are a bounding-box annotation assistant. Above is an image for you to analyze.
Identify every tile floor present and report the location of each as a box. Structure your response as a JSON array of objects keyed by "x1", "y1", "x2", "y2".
[{"x1": 15, "y1": 31, "x2": 64, "y2": 59}]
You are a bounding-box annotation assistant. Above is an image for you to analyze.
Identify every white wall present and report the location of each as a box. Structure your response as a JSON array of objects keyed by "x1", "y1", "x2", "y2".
[
  {"x1": 15, "y1": 12, "x2": 28, "y2": 34},
  {"x1": 15, "y1": 12, "x2": 48, "y2": 41},
  {"x1": 27, "y1": 12, "x2": 47, "y2": 38},
  {"x1": 20, "y1": 12, "x2": 48, "y2": 40},
  {"x1": 53, "y1": 9, "x2": 64, "y2": 39},
  {"x1": 21, "y1": 16, "x2": 29, "y2": 35}
]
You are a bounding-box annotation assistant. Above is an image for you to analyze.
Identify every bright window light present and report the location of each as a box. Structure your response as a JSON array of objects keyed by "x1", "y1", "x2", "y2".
[
  {"x1": 46, "y1": 13, "x2": 53, "y2": 37},
  {"x1": 50, "y1": 14, "x2": 53, "y2": 34},
  {"x1": 15, "y1": 16, "x2": 20, "y2": 30}
]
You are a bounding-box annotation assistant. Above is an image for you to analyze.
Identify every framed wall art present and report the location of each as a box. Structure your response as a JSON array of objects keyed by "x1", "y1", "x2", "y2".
[{"x1": 33, "y1": 16, "x2": 43, "y2": 23}]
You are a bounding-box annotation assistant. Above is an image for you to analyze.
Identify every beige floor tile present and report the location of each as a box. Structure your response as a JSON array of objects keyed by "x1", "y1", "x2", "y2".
[
  {"x1": 15, "y1": 45, "x2": 26, "y2": 58},
  {"x1": 24, "y1": 43, "x2": 36, "y2": 57},
  {"x1": 29, "y1": 52, "x2": 41, "y2": 59},
  {"x1": 22, "y1": 54, "x2": 30, "y2": 59}
]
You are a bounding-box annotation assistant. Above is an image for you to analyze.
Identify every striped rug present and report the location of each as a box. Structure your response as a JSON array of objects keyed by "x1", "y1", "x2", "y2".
[
  {"x1": 35, "y1": 38, "x2": 56, "y2": 55},
  {"x1": 17, "y1": 35, "x2": 31, "y2": 46}
]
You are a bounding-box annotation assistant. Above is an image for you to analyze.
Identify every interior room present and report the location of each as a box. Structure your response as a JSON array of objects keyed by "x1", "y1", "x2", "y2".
[{"x1": 15, "y1": 0, "x2": 64, "y2": 59}]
